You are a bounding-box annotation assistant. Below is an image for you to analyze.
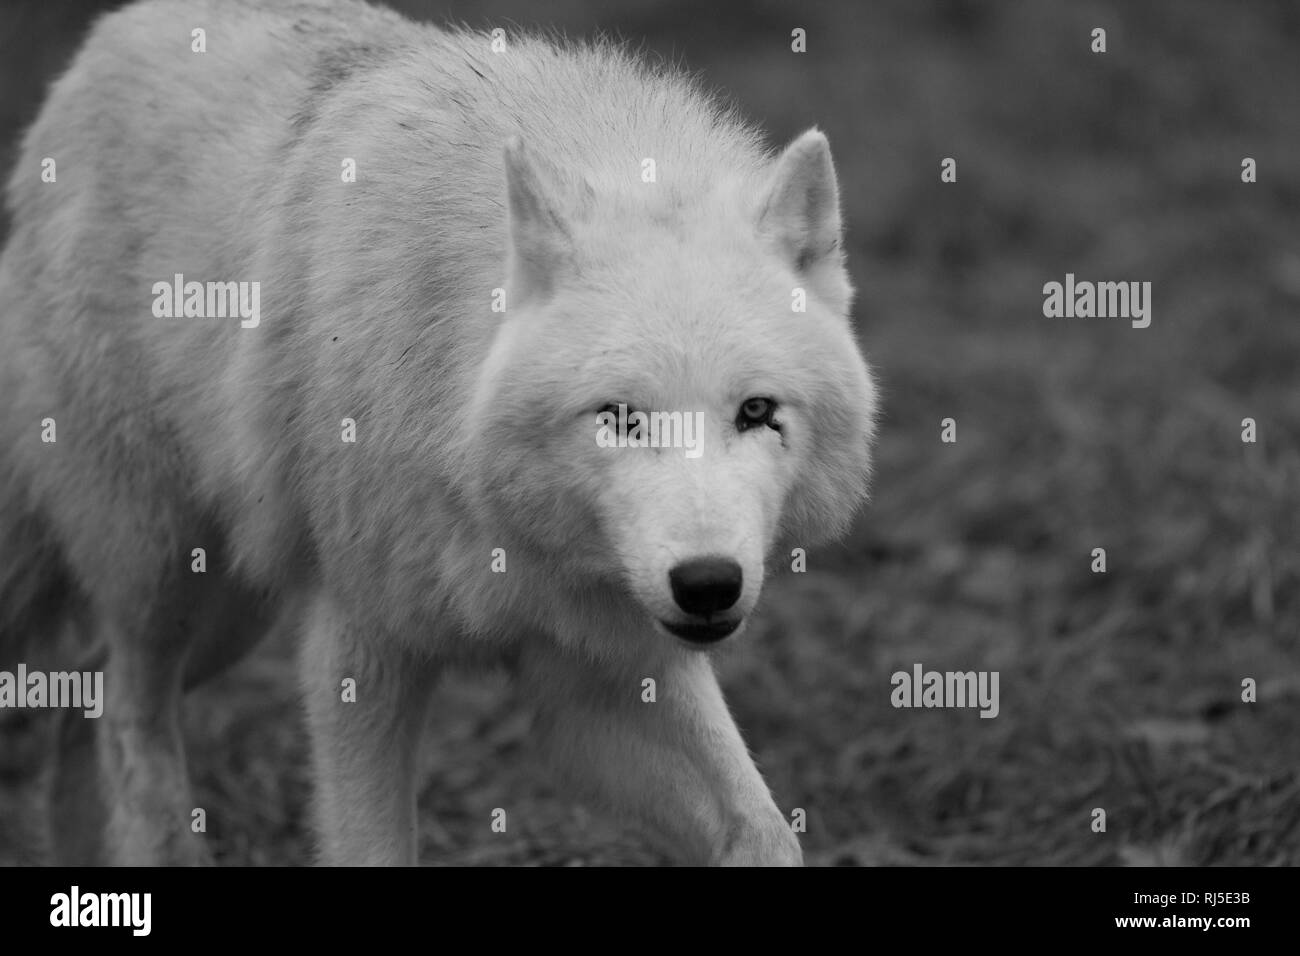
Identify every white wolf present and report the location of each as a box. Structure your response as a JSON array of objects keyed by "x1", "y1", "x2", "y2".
[{"x1": 0, "y1": 0, "x2": 877, "y2": 865}]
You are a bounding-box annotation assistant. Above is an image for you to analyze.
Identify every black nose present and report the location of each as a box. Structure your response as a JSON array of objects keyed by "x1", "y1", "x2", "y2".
[{"x1": 669, "y1": 557, "x2": 743, "y2": 616}]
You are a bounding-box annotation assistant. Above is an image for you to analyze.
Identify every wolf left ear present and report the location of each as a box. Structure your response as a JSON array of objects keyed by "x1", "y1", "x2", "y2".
[
  {"x1": 503, "y1": 137, "x2": 573, "y2": 307},
  {"x1": 758, "y1": 129, "x2": 852, "y2": 312}
]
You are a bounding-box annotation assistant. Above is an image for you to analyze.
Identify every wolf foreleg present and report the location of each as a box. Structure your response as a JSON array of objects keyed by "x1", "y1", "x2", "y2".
[
  {"x1": 300, "y1": 593, "x2": 440, "y2": 865},
  {"x1": 520, "y1": 641, "x2": 802, "y2": 866}
]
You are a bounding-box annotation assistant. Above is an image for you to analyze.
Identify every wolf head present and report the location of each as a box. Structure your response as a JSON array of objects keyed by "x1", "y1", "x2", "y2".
[{"x1": 464, "y1": 129, "x2": 877, "y2": 647}]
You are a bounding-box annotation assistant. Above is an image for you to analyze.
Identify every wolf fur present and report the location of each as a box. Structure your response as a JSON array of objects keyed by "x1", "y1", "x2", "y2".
[{"x1": 0, "y1": 0, "x2": 878, "y2": 865}]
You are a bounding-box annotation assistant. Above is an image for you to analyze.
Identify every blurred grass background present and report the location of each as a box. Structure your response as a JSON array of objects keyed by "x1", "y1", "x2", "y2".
[{"x1": 2, "y1": 0, "x2": 1298, "y2": 865}]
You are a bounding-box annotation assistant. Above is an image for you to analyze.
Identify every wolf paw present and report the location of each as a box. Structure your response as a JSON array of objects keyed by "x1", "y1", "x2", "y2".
[{"x1": 713, "y1": 818, "x2": 804, "y2": 867}]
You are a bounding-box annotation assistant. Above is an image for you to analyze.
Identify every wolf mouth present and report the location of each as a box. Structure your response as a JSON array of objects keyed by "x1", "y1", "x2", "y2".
[{"x1": 661, "y1": 618, "x2": 741, "y2": 644}]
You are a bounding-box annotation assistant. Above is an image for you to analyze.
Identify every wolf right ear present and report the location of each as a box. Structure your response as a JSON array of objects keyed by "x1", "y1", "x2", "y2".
[
  {"x1": 503, "y1": 138, "x2": 573, "y2": 307},
  {"x1": 758, "y1": 129, "x2": 853, "y2": 313}
]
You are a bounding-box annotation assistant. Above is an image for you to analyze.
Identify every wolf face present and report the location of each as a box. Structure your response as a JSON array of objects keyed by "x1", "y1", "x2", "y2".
[{"x1": 465, "y1": 131, "x2": 877, "y2": 646}]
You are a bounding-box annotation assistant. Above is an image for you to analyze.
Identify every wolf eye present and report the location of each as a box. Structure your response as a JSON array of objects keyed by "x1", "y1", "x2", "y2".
[{"x1": 736, "y1": 397, "x2": 777, "y2": 432}]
